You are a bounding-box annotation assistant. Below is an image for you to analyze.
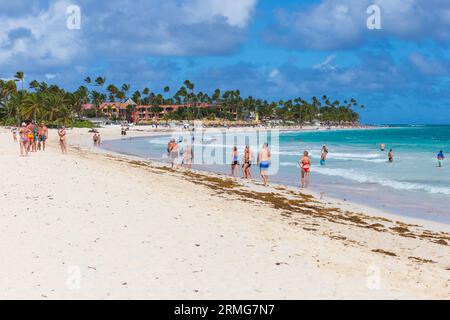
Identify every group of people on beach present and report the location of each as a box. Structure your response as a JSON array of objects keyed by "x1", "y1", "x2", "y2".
[
  {"x1": 232, "y1": 143, "x2": 312, "y2": 188},
  {"x1": 167, "y1": 139, "x2": 193, "y2": 170},
  {"x1": 165, "y1": 134, "x2": 446, "y2": 189},
  {"x1": 11, "y1": 121, "x2": 67, "y2": 156}
]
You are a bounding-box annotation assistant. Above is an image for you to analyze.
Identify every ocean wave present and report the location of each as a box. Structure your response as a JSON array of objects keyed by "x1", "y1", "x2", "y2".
[{"x1": 315, "y1": 167, "x2": 450, "y2": 195}]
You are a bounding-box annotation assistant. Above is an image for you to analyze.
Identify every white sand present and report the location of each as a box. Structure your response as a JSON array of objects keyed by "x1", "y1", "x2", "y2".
[{"x1": 0, "y1": 127, "x2": 449, "y2": 300}]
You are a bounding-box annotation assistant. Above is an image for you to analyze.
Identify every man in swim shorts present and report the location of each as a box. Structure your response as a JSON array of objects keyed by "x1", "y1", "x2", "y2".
[
  {"x1": 38, "y1": 122, "x2": 48, "y2": 151},
  {"x1": 258, "y1": 143, "x2": 271, "y2": 186},
  {"x1": 437, "y1": 150, "x2": 445, "y2": 168}
]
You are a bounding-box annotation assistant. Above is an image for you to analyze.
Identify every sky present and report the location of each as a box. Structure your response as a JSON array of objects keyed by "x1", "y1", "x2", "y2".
[{"x1": 0, "y1": 0, "x2": 449, "y2": 124}]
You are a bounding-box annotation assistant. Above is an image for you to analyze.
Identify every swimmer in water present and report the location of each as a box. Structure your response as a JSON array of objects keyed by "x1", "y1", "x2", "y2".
[{"x1": 388, "y1": 149, "x2": 394, "y2": 163}]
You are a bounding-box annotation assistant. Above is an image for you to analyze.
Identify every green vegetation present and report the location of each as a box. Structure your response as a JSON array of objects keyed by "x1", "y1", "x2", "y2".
[{"x1": 1, "y1": 72, "x2": 364, "y2": 126}]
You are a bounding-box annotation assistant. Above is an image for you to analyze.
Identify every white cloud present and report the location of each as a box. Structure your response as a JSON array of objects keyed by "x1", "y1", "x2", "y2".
[
  {"x1": 183, "y1": 0, "x2": 259, "y2": 27},
  {"x1": 409, "y1": 53, "x2": 449, "y2": 76},
  {"x1": 313, "y1": 55, "x2": 337, "y2": 71},
  {"x1": 0, "y1": 0, "x2": 82, "y2": 67},
  {"x1": 269, "y1": 0, "x2": 450, "y2": 50}
]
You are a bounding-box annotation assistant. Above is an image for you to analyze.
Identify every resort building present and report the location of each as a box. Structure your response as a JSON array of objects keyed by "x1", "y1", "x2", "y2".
[{"x1": 83, "y1": 100, "x2": 237, "y2": 124}]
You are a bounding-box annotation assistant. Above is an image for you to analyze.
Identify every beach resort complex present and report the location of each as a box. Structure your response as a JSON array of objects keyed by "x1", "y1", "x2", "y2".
[{"x1": 0, "y1": 0, "x2": 449, "y2": 305}]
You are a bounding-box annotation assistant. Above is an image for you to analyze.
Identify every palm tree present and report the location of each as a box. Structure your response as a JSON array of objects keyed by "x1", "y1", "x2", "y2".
[
  {"x1": 22, "y1": 94, "x2": 43, "y2": 123},
  {"x1": 14, "y1": 71, "x2": 25, "y2": 91},
  {"x1": 29, "y1": 80, "x2": 40, "y2": 91},
  {"x1": 95, "y1": 77, "x2": 106, "y2": 87},
  {"x1": 121, "y1": 84, "x2": 131, "y2": 99}
]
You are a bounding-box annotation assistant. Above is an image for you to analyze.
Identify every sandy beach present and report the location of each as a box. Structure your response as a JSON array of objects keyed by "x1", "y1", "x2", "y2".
[{"x1": 0, "y1": 126, "x2": 449, "y2": 300}]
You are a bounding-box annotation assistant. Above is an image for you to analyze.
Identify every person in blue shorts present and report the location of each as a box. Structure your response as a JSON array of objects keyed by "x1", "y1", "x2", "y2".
[
  {"x1": 437, "y1": 150, "x2": 445, "y2": 167},
  {"x1": 258, "y1": 143, "x2": 271, "y2": 186}
]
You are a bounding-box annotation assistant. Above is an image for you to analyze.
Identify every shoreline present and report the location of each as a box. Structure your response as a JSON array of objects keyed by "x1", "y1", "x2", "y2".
[
  {"x1": 1, "y1": 126, "x2": 449, "y2": 299},
  {"x1": 98, "y1": 125, "x2": 450, "y2": 229}
]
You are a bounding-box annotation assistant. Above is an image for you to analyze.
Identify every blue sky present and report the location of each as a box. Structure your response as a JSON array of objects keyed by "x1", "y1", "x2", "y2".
[{"x1": 0, "y1": 0, "x2": 449, "y2": 124}]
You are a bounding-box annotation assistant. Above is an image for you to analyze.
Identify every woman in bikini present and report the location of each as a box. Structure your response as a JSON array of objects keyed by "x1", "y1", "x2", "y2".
[
  {"x1": 242, "y1": 145, "x2": 252, "y2": 179},
  {"x1": 19, "y1": 123, "x2": 29, "y2": 157},
  {"x1": 58, "y1": 126, "x2": 68, "y2": 154},
  {"x1": 299, "y1": 151, "x2": 311, "y2": 189},
  {"x1": 231, "y1": 146, "x2": 239, "y2": 177}
]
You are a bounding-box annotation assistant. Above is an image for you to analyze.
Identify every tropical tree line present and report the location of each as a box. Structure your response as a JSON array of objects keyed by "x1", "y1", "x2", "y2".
[{"x1": 1, "y1": 73, "x2": 364, "y2": 126}]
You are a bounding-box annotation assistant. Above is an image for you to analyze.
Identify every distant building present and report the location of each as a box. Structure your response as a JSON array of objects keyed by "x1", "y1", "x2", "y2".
[{"x1": 82, "y1": 101, "x2": 231, "y2": 124}]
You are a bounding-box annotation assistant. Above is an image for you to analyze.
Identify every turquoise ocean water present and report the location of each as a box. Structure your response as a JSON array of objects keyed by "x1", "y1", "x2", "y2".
[{"x1": 102, "y1": 125, "x2": 450, "y2": 224}]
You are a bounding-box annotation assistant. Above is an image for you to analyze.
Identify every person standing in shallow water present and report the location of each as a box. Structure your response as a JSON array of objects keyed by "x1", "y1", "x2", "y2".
[
  {"x1": 231, "y1": 146, "x2": 239, "y2": 177},
  {"x1": 388, "y1": 149, "x2": 394, "y2": 163},
  {"x1": 242, "y1": 145, "x2": 253, "y2": 179},
  {"x1": 437, "y1": 150, "x2": 445, "y2": 168},
  {"x1": 299, "y1": 151, "x2": 311, "y2": 189},
  {"x1": 320, "y1": 145, "x2": 328, "y2": 166},
  {"x1": 258, "y1": 143, "x2": 271, "y2": 186}
]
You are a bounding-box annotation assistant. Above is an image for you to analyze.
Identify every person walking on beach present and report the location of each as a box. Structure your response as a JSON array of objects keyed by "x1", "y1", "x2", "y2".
[
  {"x1": 388, "y1": 149, "x2": 394, "y2": 163},
  {"x1": 437, "y1": 150, "x2": 445, "y2": 168},
  {"x1": 19, "y1": 123, "x2": 29, "y2": 157},
  {"x1": 258, "y1": 143, "x2": 271, "y2": 186},
  {"x1": 11, "y1": 126, "x2": 18, "y2": 142},
  {"x1": 93, "y1": 132, "x2": 101, "y2": 146},
  {"x1": 321, "y1": 145, "x2": 329, "y2": 166},
  {"x1": 168, "y1": 139, "x2": 180, "y2": 169},
  {"x1": 26, "y1": 122, "x2": 35, "y2": 152},
  {"x1": 299, "y1": 151, "x2": 311, "y2": 189},
  {"x1": 242, "y1": 145, "x2": 253, "y2": 179},
  {"x1": 183, "y1": 144, "x2": 193, "y2": 170},
  {"x1": 37, "y1": 122, "x2": 48, "y2": 151},
  {"x1": 231, "y1": 146, "x2": 239, "y2": 177},
  {"x1": 58, "y1": 126, "x2": 68, "y2": 154}
]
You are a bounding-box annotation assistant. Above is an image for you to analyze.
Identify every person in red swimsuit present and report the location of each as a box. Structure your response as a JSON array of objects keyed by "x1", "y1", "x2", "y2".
[{"x1": 299, "y1": 151, "x2": 311, "y2": 189}]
